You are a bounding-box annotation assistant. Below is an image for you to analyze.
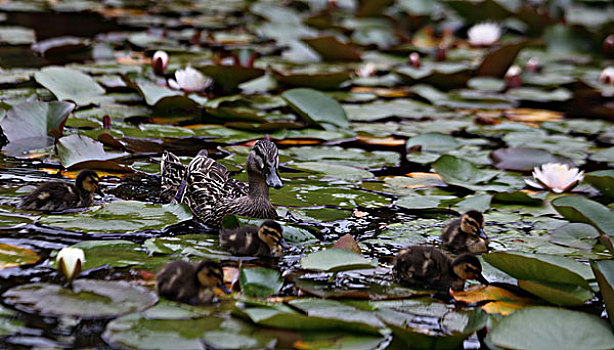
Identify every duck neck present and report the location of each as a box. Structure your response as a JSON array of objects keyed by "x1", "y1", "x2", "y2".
[{"x1": 247, "y1": 169, "x2": 269, "y2": 200}]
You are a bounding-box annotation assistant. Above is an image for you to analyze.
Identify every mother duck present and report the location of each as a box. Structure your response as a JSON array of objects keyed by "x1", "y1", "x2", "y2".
[{"x1": 161, "y1": 140, "x2": 283, "y2": 226}]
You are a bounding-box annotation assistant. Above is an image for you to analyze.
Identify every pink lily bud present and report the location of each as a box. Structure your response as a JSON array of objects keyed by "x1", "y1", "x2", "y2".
[{"x1": 152, "y1": 50, "x2": 169, "y2": 75}]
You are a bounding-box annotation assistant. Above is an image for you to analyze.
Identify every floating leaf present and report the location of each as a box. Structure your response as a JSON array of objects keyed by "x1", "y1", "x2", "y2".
[
  {"x1": 477, "y1": 40, "x2": 527, "y2": 77},
  {"x1": 3, "y1": 280, "x2": 157, "y2": 319},
  {"x1": 451, "y1": 285, "x2": 539, "y2": 315},
  {"x1": 487, "y1": 307, "x2": 614, "y2": 350},
  {"x1": 406, "y1": 132, "x2": 460, "y2": 152},
  {"x1": 60, "y1": 240, "x2": 169, "y2": 271},
  {"x1": 300, "y1": 249, "x2": 376, "y2": 273},
  {"x1": 0, "y1": 243, "x2": 40, "y2": 269},
  {"x1": 56, "y1": 134, "x2": 129, "y2": 169},
  {"x1": 490, "y1": 147, "x2": 568, "y2": 171},
  {"x1": 272, "y1": 70, "x2": 351, "y2": 90},
  {"x1": 584, "y1": 170, "x2": 614, "y2": 198},
  {"x1": 302, "y1": 36, "x2": 361, "y2": 62},
  {"x1": 281, "y1": 88, "x2": 349, "y2": 129},
  {"x1": 551, "y1": 196, "x2": 614, "y2": 236},
  {"x1": 287, "y1": 162, "x2": 373, "y2": 180},
  {"x1": 591, "y1": 260, "x2": 614, "y2": 328},
  {"x1": 332, "y1": 234, "x2": 361, "y2": 254},
  {"x1": 395, "y1": 195, "x2": 456, "y2": 210},
  {"x1": 144, "y1": 234, "x2": 230, "y2": 261},
  {"x1": 517, "y1": 280, "x2": 592, "y2": 306},
  {"x1": 240, "y1": 267, "x2": 283, "y2": 298},
  {"x1": 431, "y1": 155, "x2": 498, "y2": 187},
  {"x1": 549, "y1": 223, "x2": 599, "y2": 250},
  {"x1": 199, "y1": 65, "x2": 264, "y2": 91},
  {"x1": 35, "y1": 66, "x2": 106, "y2": 106}
]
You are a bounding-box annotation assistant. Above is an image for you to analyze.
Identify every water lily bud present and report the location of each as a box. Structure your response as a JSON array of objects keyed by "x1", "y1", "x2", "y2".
[
  {"x1": 599, "y1": 67, "x2": 614, "y2": 85},
  {"x1": 408, "y1": 52, "x2": 421, "y2": 68},
  {"x1": 504, "y1": 65, "x2": 522, "y2": 89},
  {"x1": 525, "y1": 57, "x2": 542, "y2": 73},
  {"x1": 102, "y1": 115, "x2": 111, "y2": 129},
  {"x1": 435, "y1": 44, "x2": 446, "y2": 62},
  {"x1": 355, "y1": 62, "x2": 376, "y2": 78},
  {"x1": 168, "y1": 66, "x2": 212, "y2": 92},
  {"x1": 152, "y1": 50, "x2": 168, "y2": 75},
  {"x1": 467, "y1": 22, "x2": 501, "y2": 47},
  {"x1": 56, "y1": 247, "x2": 85, "y2": 284},
  {"x1": 525, "y1": 163, "x2": 584, "y2": 193},
  {"x1": 602, "y1": 35, "x2": 614, "y2": 58}
]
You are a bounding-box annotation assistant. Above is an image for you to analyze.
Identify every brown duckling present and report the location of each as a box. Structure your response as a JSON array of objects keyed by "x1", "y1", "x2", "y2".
[
  {"x1": 156, "y1": 260, "x2": 229, "y2": 305},
  {"x1": 441, "y1": 210, "x2": 489, "y2": 254},
  {"x1": 18, "y1": 170, "x2": 102, "y2": 211},
  {"x1": 219, "y1": 220, "x2": 287, "y2": 257},
  {"x1": 393, "y1": 246, "x2": 488, "y2": 291}
]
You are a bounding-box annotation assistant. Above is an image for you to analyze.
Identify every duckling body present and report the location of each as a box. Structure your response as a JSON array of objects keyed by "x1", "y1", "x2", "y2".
[
  {"x1": 220, "y1": 220, "x2": 285, "y2": 257},
  {"x1": 18, "y1": 170, "x2": 101, "y2": 211},
  {"x1": 441, "y1": 210, "x2": 489, "y2": 254},
  {"x1": 155, "y1": 260, "x2": 226, "y2": 305},
  {"x1": 393, "y1": 246, "x2": 488, "y2": 291},
  {"x1": 161, "y1": 140, "x2": 283, "y2": 227}
]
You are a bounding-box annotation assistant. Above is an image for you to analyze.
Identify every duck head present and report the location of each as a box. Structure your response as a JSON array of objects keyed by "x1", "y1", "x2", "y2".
[
  {"x1": 247, "y1": 140, "x2": 283, "y2": 190},
  {"x1": 452, "y1": 254, "x2": 489, "y2": 285},
  {"x1": 196, "y1": 260, "x2": 230, "y2": 294},
  {"x1": 258, "y1": 220, "x2": 287, "y2": 257},
  {"x1": 76, "y1": 170, "x2": 103, "y2": 196},
  {"x1": 460, "y1": 210, "x2": 487, "y2": 240}
]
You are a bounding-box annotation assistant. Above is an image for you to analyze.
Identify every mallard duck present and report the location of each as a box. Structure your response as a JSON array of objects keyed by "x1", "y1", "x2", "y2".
[
  {"x1": 440, "y1": 210, "x2": 489, "y2": 254},
  {"x1": 393, "y1": 246, "x2": 488, "y2": 291},
  {"x1": 161, "y1": 140, "x2": 283, "y2": 226},
  {"x1": 18, "y1": 170, "x2": 102, "y2": 211},
  {"x1": 156, "y1": 260, "x2": 229, "y2": 305},
  {"x1": 220, "y1": 220, "x2": 287, "y2": 257}
]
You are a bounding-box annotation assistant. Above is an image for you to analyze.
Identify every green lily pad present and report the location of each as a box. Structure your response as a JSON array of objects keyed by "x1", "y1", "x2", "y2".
[
  {"x1": 35, "y1": 66, "x2": 106, "y2": 106},
  {"x1": 483, "y1": 251, "x2": 594, "y2": 289},
  {"x1": 0, "y1": 243, "x2": 40, "y2": 269},
  {"x1": 270, "y1": 181, "x2": 389, "y2": 209},
  {"x1": 591, "y1": 260, "x2": 614, "y2": 328},
  {"x1": 549, "y1": 223, "x2": 600, "y2": 250},
  {"x1": 395, "y1": 195, "x2": 456, "y2": 210},
  {"x1": 2, "y1": 280, "x2": 157, "y2": 319},
  {"x1": 198, "y1": 65, "x2": 264, "y2": 92},
  {"x1": 240, "y1": 267, "x2": 283, "y2": 298},
  {"x1": 517, "y1": 280, "x2": 592, "y2": 306},
  {"x1": 288, "y1": 162, "x2": 373, "y2": 180},
  {"x1": 282, "y1": 88, "x2": 349, "y2": 129},
  {"x1": 431, "y1": 155, "x2": 499, "y2": 187},
  {"x1": 487, "y1": 307, "x2": 614, "y2": 350},
  {"x1": 302, "y1": 36, "x2": 361, "y2": 62},
  {"x1": 406, "y1": 133, "x2": 460, "y2": 152},
  {"x1": 0, "y1": 26, "x2": 36, "y2": 45},
  {"x1": 39, "y1": 201, "x2": 192, "y2": 234},
  {"x1": 144, "y1": 234, "x2": 230, "y2": 260},
  {"x1": 551, "y1": 196, "x2": 614, "y2": 236},
  {"x1": 0, "y1": 101, "x2": 74, "y2": 154},
  {"x1": 56, "y1": 134, "x2": 129, "y2": 169},
  {"x1": 60, "y1": 240, "x2": 168, "y2": 271},
  {"x1": 300, "y1": 249, "x2": 377, "y2": 273},
  {"x1": 272, "y1": 70, "x2": 351, "y2": 90},
  {"x1": 220, "y1": 215, "x2": 317, "y2": 244},
  {"x1": 584, "y1": 170, "x2": 614, "y2": 198},
  {"x1": 490, "y1": 147, "x2": 567, "y2": 171},
  {"x1": 476, "y1": 40, "x2": 526, "y2": 77}
]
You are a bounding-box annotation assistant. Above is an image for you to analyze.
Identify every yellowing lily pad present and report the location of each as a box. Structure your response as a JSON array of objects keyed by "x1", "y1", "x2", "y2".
[
  {"x1": 0, "y1": 243, "x2": 40, "y2": 269},
  {"x1": 451, "y1": 285, "x2": 539, "y2": 315}
]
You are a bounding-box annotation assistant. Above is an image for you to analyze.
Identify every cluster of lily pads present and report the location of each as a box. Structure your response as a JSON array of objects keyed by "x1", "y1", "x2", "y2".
[{"x1": 1, "y1": 0, "x2": 614, "y2": 348}]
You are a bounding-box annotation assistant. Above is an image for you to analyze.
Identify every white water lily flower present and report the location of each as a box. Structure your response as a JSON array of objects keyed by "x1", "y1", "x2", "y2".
[
  {"x1": 168, "y1": 66, "x2": 212, "y2": 92},
  {"x1": 599, "y1": 67, "x2": 614, "y2": 85},
  {"x1": 56, "y1": 247, "x2": 85, "y2": 284},
  {"x1": 355, "y1": 62, "x2": 376, "y2": 78},
  {"x1": 467, "y1": 22, "x2": 501, "y2": 47},
  {"x1": 152, "y1": 50, "x2": 169, "y2": 75},
  {"x1": 525, "y1": 163, "x2": 584, "y2": 193}
]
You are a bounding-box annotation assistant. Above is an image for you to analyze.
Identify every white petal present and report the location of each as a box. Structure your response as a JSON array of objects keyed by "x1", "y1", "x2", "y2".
[
  {"x1": 524, "y1": 178, "x2": 544, "y2": 190},
  {"x1": 168, "y1": 79, "x2": 181, "y2": 90}
]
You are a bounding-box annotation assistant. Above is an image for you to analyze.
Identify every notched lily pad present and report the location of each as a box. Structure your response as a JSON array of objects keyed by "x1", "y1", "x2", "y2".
[
  {"x1": 56, "y1": 134, "x2": 129, "y2": 169},
  {"x1": 3, "y1": 280, "x2": 158, "y2": 319},
  {"x1": 551, "y1": 196, "x2": 614, "y2": 236},
  {"x1": 300, "y1": 249, "x2": 376, "y2": 273}
]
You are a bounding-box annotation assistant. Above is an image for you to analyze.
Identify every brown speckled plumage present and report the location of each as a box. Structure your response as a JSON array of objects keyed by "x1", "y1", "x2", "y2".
[
  {"x1": 441, "y1": 210, "x2": 489, "y2": 254},
  {"x1": 155, "y1": 260, "x2": 225, "y2": 305},
  {"x1": 220, "y1": 220, "x2": 285, "y2": 257},
  {"x1": 18, "y1": 170, "x2": 101, "y2": 211},
  {"x1": 393, "y1": 246, "x2": 487, "y2": 291}
]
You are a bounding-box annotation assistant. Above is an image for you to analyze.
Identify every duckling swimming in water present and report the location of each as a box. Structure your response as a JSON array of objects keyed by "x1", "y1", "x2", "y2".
[
  {"x1": 156, "y1": 260, "x2": 229, "y2": 305},
  {"x1": 393, "y1": 246, "x2": 488, "y2": 291},
  {"x1": 18, "y1": 170, "x2": 102, "y2": 211},
  {"x1": 441, "y1": 210, "x2": 489, "y2": 254},
  {"x1": 220, "y1": 220, "x2": 287, "y2": 257}
]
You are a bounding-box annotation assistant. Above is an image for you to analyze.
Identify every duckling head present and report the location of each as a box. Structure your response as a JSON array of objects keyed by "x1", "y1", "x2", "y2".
[
  {"x1": 451, "y1": 254, "x2": 489, "y2": 285},
  {"x1": 258, "y1": 220, "x2": 286, "y2": 257},
  {"x1": 460, "y1": 210, "x2": 487, "y2": 240},
  {"x1": 195, "y1": 260, "x2": 230, "y2": 293},
  {"x1": 76, "y1": 170, "x2": 103, "y2": 196},
  {"x1": 247, "y1": 140, "x2": 283, "y2": 189}
]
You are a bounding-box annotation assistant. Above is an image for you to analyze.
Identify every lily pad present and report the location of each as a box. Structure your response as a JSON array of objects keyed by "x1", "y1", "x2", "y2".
[
  {"x1": 240, "y1": 267, "x2": 283, "y2": 298},
  {"x1": 490, "y1": 147, "x2": 567, "y2": 171},
  {"x1": 281, "y1": 88, "x2": 349, "y2": 129},
  {"x1": 35, "y1": 66, "x2": 106, "y2": 106},
  {"x1": 272, "y1": 70, "x2": 351, "y2": 90},
  {"x1": 302, "y1": 36, "x2": 361, "y2": 62},
  {"x1": 549, "y1": 223, "x2": 600, "y2": 250},
  {"x1": 199, "y1": 65, "x2": 264, "y2": 91},
  {"x1": 591, "y1": 260, "x2": 614, "y2": 328},
  {"x1": 584, "y1": 170, "x2": 614, "y2": 198},
  {"x1": 487, "y1": 307, "x2": 614, "y2": 350},
  {"x1": 0, "y1": 243, "x2": 40, "y2": 269},
  {"x1": 2, "y1": 280, "x2": 157, "y2": 319},
  {"x1": 300, "y1": 249, "x2": 376, "y2": 273},
  {"x1": 551, "y1": 196, "x2": 614, "y2": 236},
  {"x1": 288, "y1": 162, "x2": 373, "y2": 180},
  {"x1": 517, "y1": 280, "x2": 593, "y2": 306},
  {"x1": 62, "y1": 240, "x2": 168, "y2": 271},
  {"x1": 406, "y1": 132, "x2": 460, "y2": 152},
  {"x1": 56, "y1": 134, "x2": 129, "y2": 169},
  {"x1": 431, "y1": 155, "x2": 499, "y2": 187},
  {"x1": 144, "y1": 234, "x2": 230, "y2": 260},
  {"x1": 451, "y1": 285, "x2": 539, "y2": 316}
]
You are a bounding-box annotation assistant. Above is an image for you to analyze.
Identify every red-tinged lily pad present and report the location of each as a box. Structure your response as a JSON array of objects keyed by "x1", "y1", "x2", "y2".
[
  {"x1": 198, "y1": 65, "x2": 265, "y2": 91},
  {"x1": 451, "y1": 285, "x2": 540, "y2": 315},
  {"x1": 490, "y1": 147, "x2": 570, "y2": 171},
  {"x1": 332, "y1": 234, "x2": 361, "y2": 254},
  {"x1": 476, "y1": 40, "x2": 527, "y2": 77},
  {"x1": 0, "y1": 101, "x2": 74, "y2": 154},
  {"x1": 34, "y1": 66, "x2": 106, "y2": 106},
  {"x1": 56, "y1": 134, "x2": 129, "y2": 169},
  {"x1": 551, "y1": 196, "x2": 614, "y2": 236},
  {"x1": 0, "y1": 243, "x2": 40, "y2": 269},
  {"x1": 272, "y1": 70, "x2": 351, "y2": 90},
  {"x1": 591, "y1": 260, "x2": 614, "y2": 328},
  {"x1": 2, "y1": 280, "x2": 158, "y2": 319},
  {"x1": 302, "y1": 36, "x2": 361, "y2": 62}
]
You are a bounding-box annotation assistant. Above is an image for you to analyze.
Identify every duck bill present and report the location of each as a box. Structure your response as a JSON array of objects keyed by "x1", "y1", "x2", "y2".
[
  {"x1": 478, "y1": 228, "x2": 488, "y2": 240},
  {"x1": 265, "y1": 170, "x2": 283, "y2": 189},
  {"x1": 217, "y1": 283, "x2": 231, "y2": 294},
  {"x1": 477, "y1": 274, "x2": 489, "y2": 285},
  {"x1": 95, "y1": 186, "x2": 104, "y2": 197}
]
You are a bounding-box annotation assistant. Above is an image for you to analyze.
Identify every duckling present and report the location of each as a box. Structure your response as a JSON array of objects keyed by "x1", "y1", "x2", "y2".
[
  {"x1": 18, "y1": 170, "x2": 102, "y2": 211},
  {"x1": 163, "y1": 140, "x2": 283, "y2": 227},
  {"x1": 220, "y1": 220, "x2": 287, "y2": 257},
  {"x1": 393, "y1": 246, "x2": 488, "y2": 291},
  {"x1": 441, "y1": 210, "x2": 489, "y2": 254},
  {"x1": 156, "y1": 260, "x2": 229, "y2": 305}
]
